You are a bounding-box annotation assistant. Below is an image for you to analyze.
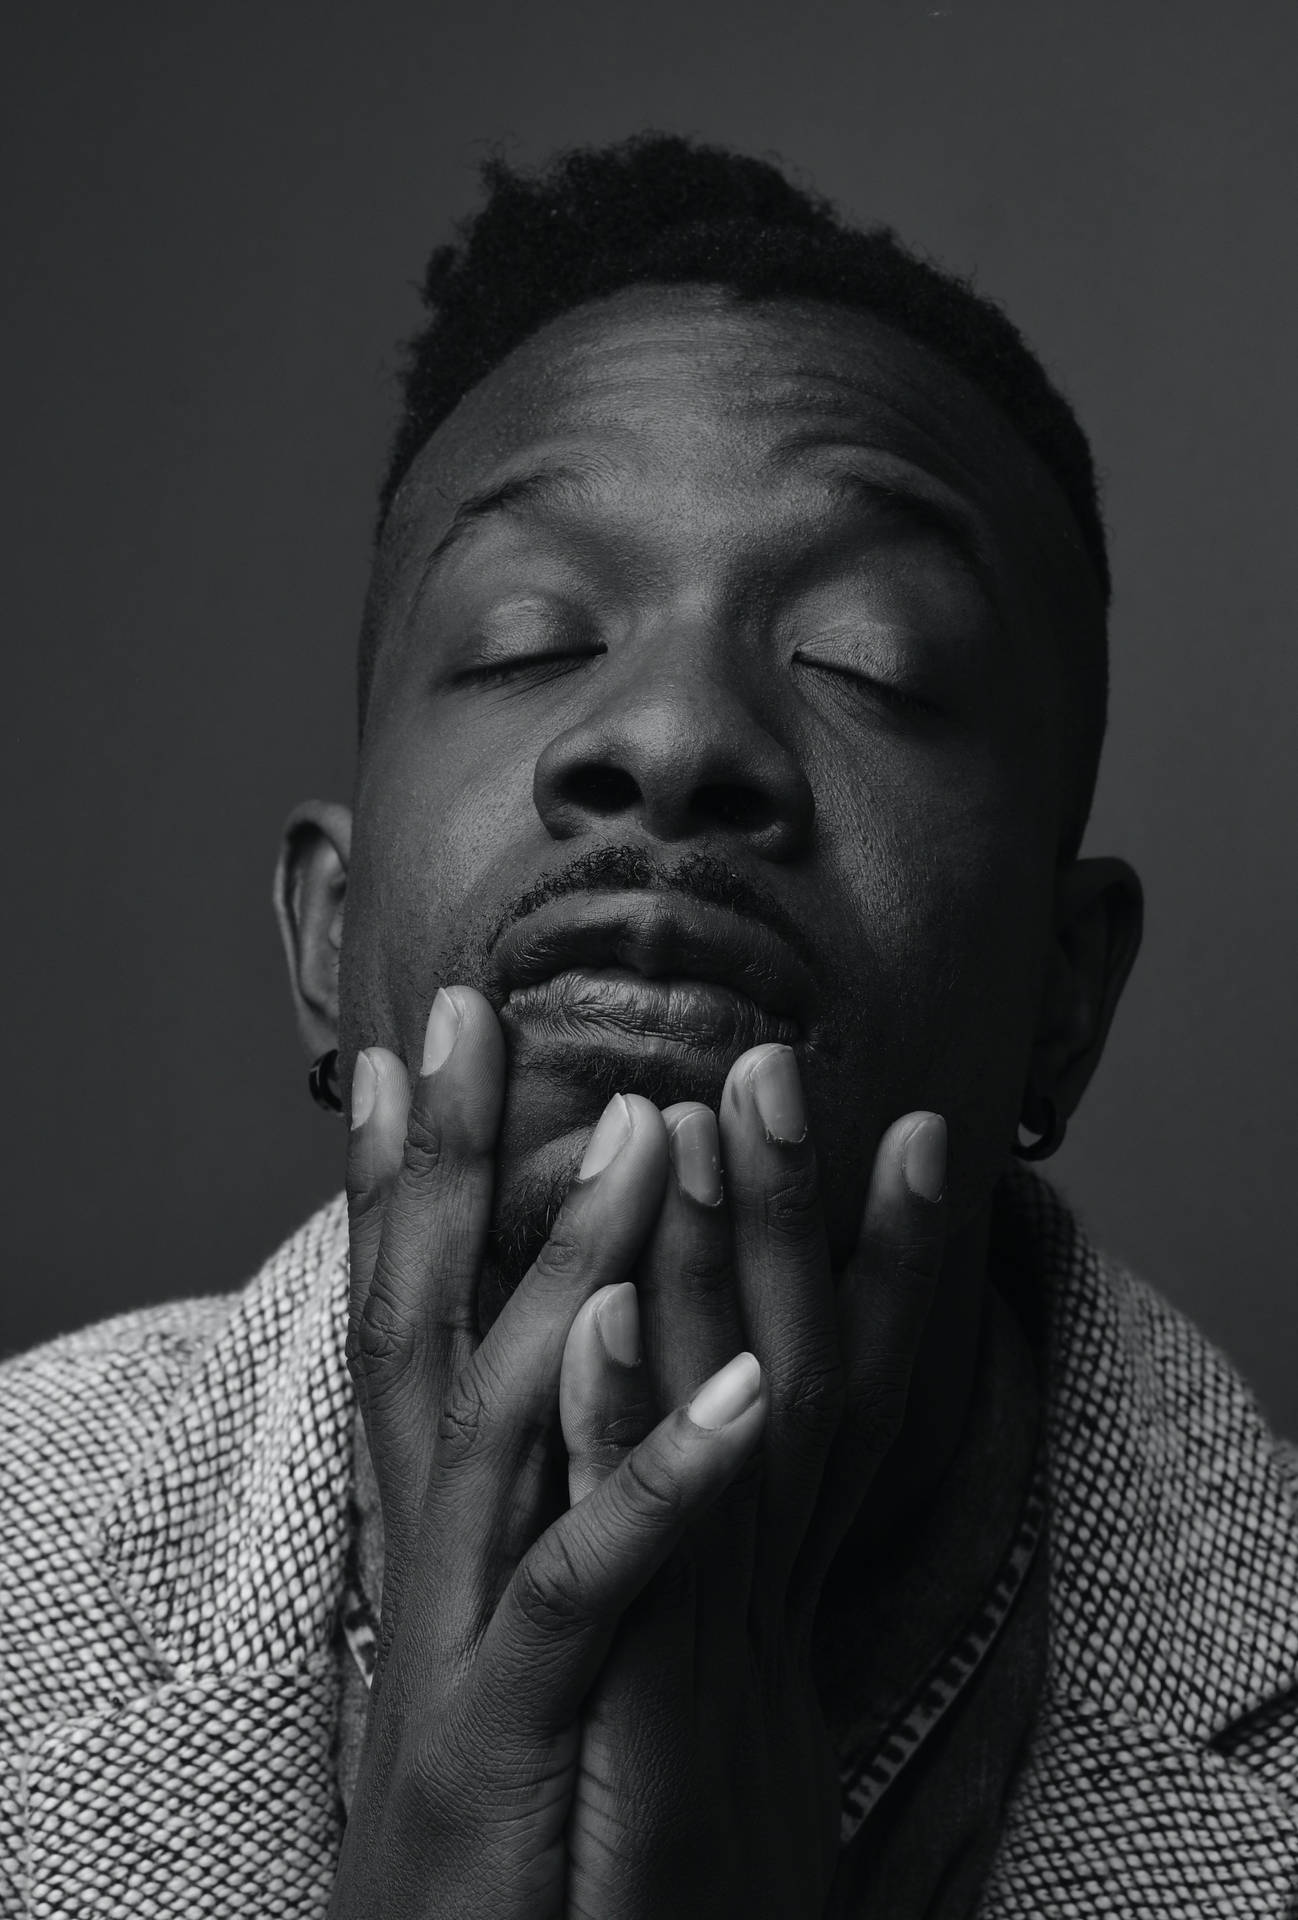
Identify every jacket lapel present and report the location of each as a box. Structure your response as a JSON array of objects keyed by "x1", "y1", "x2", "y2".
[
  {"x1": 25, "y1": 1194, "x2": 356, "y2": 1917},
  {"x1": 983, "y1": 1168, "x2": 1298, "y2": 1913}
]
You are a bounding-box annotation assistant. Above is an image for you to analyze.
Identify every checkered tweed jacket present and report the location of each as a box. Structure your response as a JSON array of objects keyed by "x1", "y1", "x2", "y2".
[{"x1": 3, "y1": 1167, "x2": 1298, "y2": 1917}]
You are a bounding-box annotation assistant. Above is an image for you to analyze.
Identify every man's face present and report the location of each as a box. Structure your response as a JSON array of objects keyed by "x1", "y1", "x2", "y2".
[{"x1": 338, "y1": 286, "x2": 1101, "y2": 1318}]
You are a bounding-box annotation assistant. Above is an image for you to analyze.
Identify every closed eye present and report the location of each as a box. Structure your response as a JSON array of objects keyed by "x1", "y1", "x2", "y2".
[
  {"x1": 455, "y1": 648, "x2": 606, "y2": 686},
  {"x1": 794, "y1": 653, "x2": 942, "y2": 717}
]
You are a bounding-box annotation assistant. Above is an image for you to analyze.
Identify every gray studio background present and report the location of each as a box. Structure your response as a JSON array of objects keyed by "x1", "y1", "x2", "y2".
[{"x1": 5, "y1": 4, "x2": 1296, "y2": 1426}]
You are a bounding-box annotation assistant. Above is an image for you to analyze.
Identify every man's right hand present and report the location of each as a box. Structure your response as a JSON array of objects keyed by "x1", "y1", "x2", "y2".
[{"x1": 328, "y1": 987, "x2": 766, "y2": 1920}]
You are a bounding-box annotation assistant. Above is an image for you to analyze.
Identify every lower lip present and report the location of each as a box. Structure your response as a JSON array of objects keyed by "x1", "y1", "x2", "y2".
[{"x1": 501, "y1": 966, "x2": 799, "y2": 1059}]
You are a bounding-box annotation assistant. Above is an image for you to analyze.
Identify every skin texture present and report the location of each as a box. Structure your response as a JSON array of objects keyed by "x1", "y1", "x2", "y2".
[{"x1": 276, "y1": 283, "x2": 1141, "y2": 1550}]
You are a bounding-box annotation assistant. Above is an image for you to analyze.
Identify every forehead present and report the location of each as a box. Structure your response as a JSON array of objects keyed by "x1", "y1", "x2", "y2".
[{"x1": 377, "y1": 284, "x2": 1101, "y2": 636}]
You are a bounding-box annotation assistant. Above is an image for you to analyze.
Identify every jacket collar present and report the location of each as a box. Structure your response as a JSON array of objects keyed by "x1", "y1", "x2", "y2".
[{"x1": 97, "y1": 1168, "x2": 1298, "y2": 1740}]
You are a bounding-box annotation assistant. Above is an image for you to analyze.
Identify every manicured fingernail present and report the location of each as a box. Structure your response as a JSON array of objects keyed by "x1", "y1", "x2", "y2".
[
  {"x1": 687, "y1": 1352, "x2": 762, "y2": 1430},
  {"x1": 668, "y1": 1108, "x2": 722, "y2": 1206},
  {"x1": 903, "y1": 1114, "x2": 947, "y2": 1201},
  {"x1": 747, "y1": 1045, "x2": 807, "y2": 1145},
  {"x1": 579, "y1": 1093, "x2": 632, "y2": 1179},
  {"x1": 350, "y1": 1050, "x2": 377, "y2": 1130},
  {"x1": 595, "y1": 1283, "x2": 641, "y2": 1367},
  {"x1": 422, "y1": 987, "x2": 461, "y2": 1075}
]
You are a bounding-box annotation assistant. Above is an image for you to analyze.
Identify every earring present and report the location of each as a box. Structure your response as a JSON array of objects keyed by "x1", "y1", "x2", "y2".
[
  {"x1": 1014, "y1": 1093, "x2": 1066, "y2": 1161},
  {"x1": 308, "y1": 1048, "x2": 345, "y2": 1115}
]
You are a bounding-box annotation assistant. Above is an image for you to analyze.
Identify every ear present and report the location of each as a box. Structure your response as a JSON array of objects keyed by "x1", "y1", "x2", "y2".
[
  {"x1": 272, "y1": 799, "x2": 352, "y2": 1060},
  {"x1": 1025, "y1": 856, "x2": 1144, "y2": 1128}
]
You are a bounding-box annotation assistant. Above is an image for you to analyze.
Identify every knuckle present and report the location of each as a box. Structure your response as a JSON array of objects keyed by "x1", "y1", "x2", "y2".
[
  {"x1": 399, "y1": 1098, "x2": 450, "y2": 1189},
  {"x1": 672, "y1": 1239, "x2": 734, "y2": 1304},
  {"x1": 773, "y1": 1358, "x2": 845, "y2": 1444},
  {"x1": 513, "y1": 1537, "x2": 589, "y2": 1635},
  {"x1": 345, "y1": 1173, "x2": 386, "y2": 1229},
  {"x1": 891, "y1": 1234, "x2": 945, "y2": 1288},
  {"x1": 848, "y1": 1378, "x2": 911, "y2": 1456},
  {"x1": 390, "y1": 1730, "x2": 471, "y2": 1845},
  {"x1": 567, "y1": 1406, "x2": 650, "y2": 1476},
  {"x1": 354, "y1": 1259, "x2": 419, "y2": 1382},
  {"x1": 620, "y1": 1440, "x2": 687, "y2": 1527},
  {"x1": 759, "y1": 1157, "x2": 822, "y2": 1240},
  {"x1": 527, "y1": 1219, "x2": 588, "y2": 1290},
  {"x1": 434, "y1": 1363, "x2": 491, "y2": 1466},
  {"x1": 598, "y1": 1401, "x2": 656, "y2": 1452},
  {"x1": 344, "y1": 1303, "x2": 367, "y2": 1388}
]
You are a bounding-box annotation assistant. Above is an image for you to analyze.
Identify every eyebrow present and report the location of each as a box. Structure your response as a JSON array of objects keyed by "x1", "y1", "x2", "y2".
[
  {"x1": 818, "y1": 469, "x2": 1002, "y2": 612},
  {"x1": 421, "y1": 466, "x2": 596, "y2": 576},
  {"x1": 417, "y1": 458, "x2": 1001, "y2": 615}
]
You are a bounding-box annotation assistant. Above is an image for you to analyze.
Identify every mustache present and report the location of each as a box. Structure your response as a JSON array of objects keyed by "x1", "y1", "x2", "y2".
[{"x1": 477, "y1": 842, "x2": 821, "y2": 978}]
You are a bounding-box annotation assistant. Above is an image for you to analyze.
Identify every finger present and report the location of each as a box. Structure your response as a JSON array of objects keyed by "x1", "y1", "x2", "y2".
[
  {"x1": 638, "y1": 1102, "x2": 760, "y2": 1637},
  {"x1": 638, "y1": 1103, "x2": 741, "y2": 1409},
  {"x1": 719, "y1": 1042, "x2": 844, "y2": 1616},
  {"x1": 408, "y1": 1094, "x2": 671, "y2": 1656},
  {"x1": 344, "y1": 1044, "x2": 411, "y2": 1417},
  {"x1": 348, "y1": 986, "x2": 506, "y2": 1568},
  {"x1": 471, "y1": 1350, "x2": 766, "y2": 1743},
  {"x1": 788, "y1": 1112, "x2": 947, "y2": 1622},
  {"x1": 559, "y1": 1283, "x2": 659, "y2": 1503}
]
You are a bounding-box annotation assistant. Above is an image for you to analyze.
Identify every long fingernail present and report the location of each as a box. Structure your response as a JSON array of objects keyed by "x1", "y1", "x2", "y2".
[
  {"x1": 747, "y1": 1045, "x2": 807, "y2": 1146},
  {"x1": 596, "y1": 1282, "x2": 641, "y2": 1367},
  {"x1": 903, "y1": 1114, "x2": 947, "y2": 1201},
  {"x1": 422, "y1": 987, "x2": 461, "y2": 1075},
  {"x1": 668, "y1": 1108, "x2": 722, "y2": 1206},
  {"x1": 350, "y1": 1051, "x2": 377, "y2": 1130},
  {"x1": 687, "y1": 1352, "x2": 762, "y2": 1429},
  {"x1": 579, "y1": 1093, "x2": 632, "y2": 1179}
]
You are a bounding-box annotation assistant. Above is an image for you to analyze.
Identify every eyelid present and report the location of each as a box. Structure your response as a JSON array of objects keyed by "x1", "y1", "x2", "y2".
[
  {"x1": 456, "y1": 646, "x2": 605, "y2": 685},
  {"x1": 792, "y1": 648, "x2": 941, "y2": 716}
]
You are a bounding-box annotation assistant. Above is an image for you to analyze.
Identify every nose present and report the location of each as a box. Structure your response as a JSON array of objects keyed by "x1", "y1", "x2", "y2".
[{"x1": 531, "y1": 644, "x2": 815, "y2": 862}]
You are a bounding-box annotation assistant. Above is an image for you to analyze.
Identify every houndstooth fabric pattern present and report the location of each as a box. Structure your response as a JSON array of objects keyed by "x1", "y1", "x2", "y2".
[{"x1": 2, "y1": 1167, "x2": 1298, "y2": 1915}]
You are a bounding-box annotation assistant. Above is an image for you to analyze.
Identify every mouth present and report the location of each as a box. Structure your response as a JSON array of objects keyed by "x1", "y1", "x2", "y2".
[{"x1": 487, "y1": 890, "x2": 814, "y2": 1063}]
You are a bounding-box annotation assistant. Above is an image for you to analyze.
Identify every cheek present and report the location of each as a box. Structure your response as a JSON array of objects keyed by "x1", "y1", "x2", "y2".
[
  {"x1": 341, "y1": 713, "x2": 536, "y2": 1053},
  {"x1": 820, "y1": 750, "x2": 1054, "y2": 1198}
]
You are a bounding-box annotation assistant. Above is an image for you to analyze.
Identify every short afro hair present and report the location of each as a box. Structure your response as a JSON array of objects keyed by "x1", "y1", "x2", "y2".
[{"x1": 367, "y1": 133, "x2": 1110, "y2": 859}]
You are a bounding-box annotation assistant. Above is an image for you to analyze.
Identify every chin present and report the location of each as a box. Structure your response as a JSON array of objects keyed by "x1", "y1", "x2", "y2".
[
  {"x1": 474, "y1": 1032, "x2": 735, "y2": 1332},
  {"x1": 474, "y1": 1120, "x2": 589, "y2": 1334}
]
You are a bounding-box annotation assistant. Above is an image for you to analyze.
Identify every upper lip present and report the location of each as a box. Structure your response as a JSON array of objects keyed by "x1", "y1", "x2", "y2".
[{"x1": 488, "y1": 890, "x2": 816, "y2": 1032}]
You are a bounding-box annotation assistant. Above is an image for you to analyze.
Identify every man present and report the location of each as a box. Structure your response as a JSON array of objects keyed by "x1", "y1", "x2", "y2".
[{"x1": 3, "y1": 133, "x2": 1297, "y2": 1917}]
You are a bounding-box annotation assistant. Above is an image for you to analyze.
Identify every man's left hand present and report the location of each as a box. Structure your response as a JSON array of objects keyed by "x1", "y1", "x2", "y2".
[{"x1": 559, "y1": 1043, "x2": 948, "y2": 1917}]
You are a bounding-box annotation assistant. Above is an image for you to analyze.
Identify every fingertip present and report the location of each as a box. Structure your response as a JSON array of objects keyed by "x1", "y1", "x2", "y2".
[
  {"x1": 572, "y1": 1093, "x2": 668, "y2": 1186},
  {"x1": 844, "y1": 1112, "x2": 949, "y2": 1270},
  {"x1": 442, "y1": 984, "x2": 508, "y2": 1067},
  {"x1": 345, "y1": 1047, "x2": 410, "y2": 1178},
  {"x1": 421, "y1": 988, "x2": 462, "y2": 1076},
  {"x1": 361, "y1": 1045, "x2": 411, "y2": 1110},
  {"x1": 349, "y1": 1049, "x2": 378, "y2": 1130},
  {"x1": 594, "y1": 1280, "x2": 641, "y2": 1369},
  {"x1": 685, "y1": 1350, "x2": 762, "y2": 1431},
  {"x1": 621, "y1": 1092, "x2": 669, "y2": 1137},
  {"x1": 409, "y1": 985, "x2": 507, "y2": 1152},
  {"x1": 901, "y1": 1112, "x2": 947, "y2": 1204},
  {"x1": 665, "y1": 1104, "x2": 723, "y2": 1209}
]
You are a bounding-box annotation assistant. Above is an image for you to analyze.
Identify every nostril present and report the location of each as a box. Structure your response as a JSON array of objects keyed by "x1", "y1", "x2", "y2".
[
  {"x1": 563, "y1": 763, "x2": 640, "y2": 815},
  {"x1": 694, "y1": 782, "x2": 777, "y2": 833}
]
